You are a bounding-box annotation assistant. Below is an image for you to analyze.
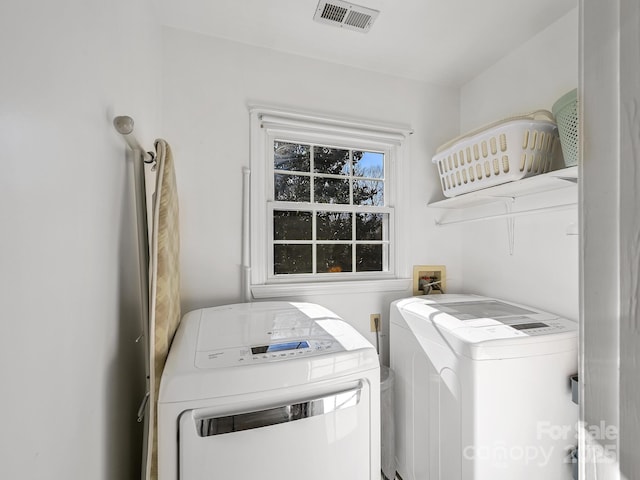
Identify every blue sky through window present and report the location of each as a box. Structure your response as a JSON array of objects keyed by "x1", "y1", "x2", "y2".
[{"x1": 354, "y1": 151, "x2": 383, "y2": 178}]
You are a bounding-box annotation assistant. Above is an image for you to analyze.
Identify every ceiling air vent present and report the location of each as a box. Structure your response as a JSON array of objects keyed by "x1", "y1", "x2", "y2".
[{"x1": 313, "y1": 0, "x2": 379, "y2": 33}]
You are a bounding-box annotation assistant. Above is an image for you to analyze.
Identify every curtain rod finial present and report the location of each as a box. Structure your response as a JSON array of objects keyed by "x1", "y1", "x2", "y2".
[{"x1": 113, "y1": 116, "x2": 134, "y2": 135}]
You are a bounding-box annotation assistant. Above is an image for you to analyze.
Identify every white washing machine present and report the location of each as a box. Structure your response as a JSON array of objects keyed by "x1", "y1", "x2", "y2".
[
  {"x1": 390, "y1": 294, "x2": 578, "y2": 480},
  {"x1": 158, "y1": 301, "x2": 380, "y2": 480}
]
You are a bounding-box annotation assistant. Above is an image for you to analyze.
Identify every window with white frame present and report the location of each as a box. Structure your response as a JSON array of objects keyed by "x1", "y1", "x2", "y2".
[
  {"x1": 272, "y1": 140, "x2": 389, "y2": 275},
  {"x1": 249, "y1": 106, "x2": 411, "y2": 295}
]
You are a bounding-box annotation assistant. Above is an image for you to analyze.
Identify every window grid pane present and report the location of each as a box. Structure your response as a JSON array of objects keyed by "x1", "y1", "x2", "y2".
[
  {"x1": 272, "y1": 140, "x2": 388, "y2": 276},
  {"x1": 274, "y1": 141, "x2": 310, "y2": 172},
  {"x1": 314, "y1": 177, "x2": 350, "y2": 204},
  {"x1": 349, "y1": 150, "x2": 354, "y2": 208},
  {"x1": 312, "y1": 211, "x2": 317, "y2": 273},
  {"x1": 317, "y1": 212, "x2": 352, "y2": 240},
  {"x1": 356, "y1": 244, "x2": 384, "y2": 272},
  {"x1": 274, "y1": 173, "x2": 311, "y2": 202},
  {"x1": 353, "y1": 151, "x2": 384, "y2": 179},
  {"x1": 273, "y1": 209, "x2": 389, "y2": 275},
  {"x1": 274, "y1": 210, "x2": 312, "y2": 241},
  {"x1": 274, "y1": 244, "x2": 313, "y2": 274},
  {"x1": 275, "y1": 141, "x2": 385, "y2": 208},
  {"x1": 317, "y1": 244, "x2": 352, "y2": 273},
  {"x1": 313, "y1": 146, "x2": 350, "y2": 175},
  {"x1": 310, "y1": 146, "x2": 315, "y2": 204}
]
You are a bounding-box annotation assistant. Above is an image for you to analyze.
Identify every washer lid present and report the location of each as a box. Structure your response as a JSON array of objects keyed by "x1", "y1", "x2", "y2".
[{"x1": 393, "y1": 295, "x2": 577, "y2": 359}]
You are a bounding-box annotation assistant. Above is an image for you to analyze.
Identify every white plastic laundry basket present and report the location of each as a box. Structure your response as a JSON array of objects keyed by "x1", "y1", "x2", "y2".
[{"x1": 432, "y1": 111, "x2": 559, "y2": 197}]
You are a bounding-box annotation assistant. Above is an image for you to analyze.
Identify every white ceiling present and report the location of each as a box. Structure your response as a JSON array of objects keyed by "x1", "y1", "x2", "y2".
[{"x1": 157, "y1": 0, "x2": 577, "y2": 87}]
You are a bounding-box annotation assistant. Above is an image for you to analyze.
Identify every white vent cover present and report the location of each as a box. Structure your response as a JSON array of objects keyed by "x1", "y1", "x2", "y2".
[{"x1": 313, "y1": 0, "x2": 379, "y2": 33}]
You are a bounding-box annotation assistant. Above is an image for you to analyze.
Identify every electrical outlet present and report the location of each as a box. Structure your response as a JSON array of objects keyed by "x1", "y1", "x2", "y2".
[{"x1": 370, "y1": 313, "x2": 381, "y2": 332}]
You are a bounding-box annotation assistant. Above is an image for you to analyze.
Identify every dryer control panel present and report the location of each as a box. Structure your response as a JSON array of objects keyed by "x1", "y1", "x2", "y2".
[{"x1": 195, "y1": 338, "x2": 344, "y2": 369}]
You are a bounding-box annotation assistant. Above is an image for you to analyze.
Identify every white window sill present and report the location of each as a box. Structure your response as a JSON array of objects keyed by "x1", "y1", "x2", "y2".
[{"x1": 251, "y1": 278, "x2": 412, "y2": 299}]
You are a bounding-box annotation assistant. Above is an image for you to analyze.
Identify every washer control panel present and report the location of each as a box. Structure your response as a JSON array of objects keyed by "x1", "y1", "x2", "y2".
[
  {"x1": 499, "y1": 317, "x2": 574, "y2": 336},
  {"x1": 195, "y1": 338, "x2": 343, "y2": 369},
  {"x1": 422, "y1": 300, "x2": 576, "y2": 337}
]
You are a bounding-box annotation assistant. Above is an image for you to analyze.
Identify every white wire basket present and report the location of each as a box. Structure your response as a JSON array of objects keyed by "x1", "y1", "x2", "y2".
[{"x1": 432, "y1": 111, "x2": 560, "y2": 197}]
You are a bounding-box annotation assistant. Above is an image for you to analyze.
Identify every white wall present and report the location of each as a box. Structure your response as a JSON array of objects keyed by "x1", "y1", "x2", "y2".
[
  {"x1": 457, "y1": 8, "x2": 580, "y2": 320},
  {"x1": 0, "y1": 1, "x2": 160, "y2": 478},
  {"x1": 161, "y1": 27, "x2": 462, "y2": 362},
  {"x1": 460, "y1": 8, "x2": 579, "y2": 132}
]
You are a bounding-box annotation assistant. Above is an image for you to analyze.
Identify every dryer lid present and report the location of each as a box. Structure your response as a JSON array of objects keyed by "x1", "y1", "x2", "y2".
[
  {"x1": 196, "y1": 302, "x2": 342, "y2": 352},
  {"x1": 159, "y1": 302, "x2": 379, "y2": 402}
]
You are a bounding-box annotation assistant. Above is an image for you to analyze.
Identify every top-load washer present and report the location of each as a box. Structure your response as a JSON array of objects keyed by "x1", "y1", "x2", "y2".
[
  {"x1": 158, "y1": 301, "x2": 380, "y2": 480},
  {"x1": 390, "y1": 294, "x2": 578, "y2": 480}
]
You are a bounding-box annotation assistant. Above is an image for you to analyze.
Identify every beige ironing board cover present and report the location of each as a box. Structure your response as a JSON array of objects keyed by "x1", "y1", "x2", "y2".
[{"x1": 146, "y1": 139, "x2": 181, "y2": 480}]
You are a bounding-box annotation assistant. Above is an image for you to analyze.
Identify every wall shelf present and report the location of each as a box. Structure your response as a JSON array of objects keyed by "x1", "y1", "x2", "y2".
[
  {"x1": 428, "y1": 166, "x2": 578, "y2": 227},
  {"x1": 428, "y1": 166, "x2": 578, "y2": 255},
  {"x1": 429, "y1": 166, "x2": 578, "y2": 211}
]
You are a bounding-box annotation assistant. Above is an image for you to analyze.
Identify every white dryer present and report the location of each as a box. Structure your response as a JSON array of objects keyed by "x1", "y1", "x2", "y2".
[
  {"x1": 390, "y1": 294, "x2": 578, "y2": 480},
  {"x1": 158, "y1": 301, "x2": 380, "y2": 480}
]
